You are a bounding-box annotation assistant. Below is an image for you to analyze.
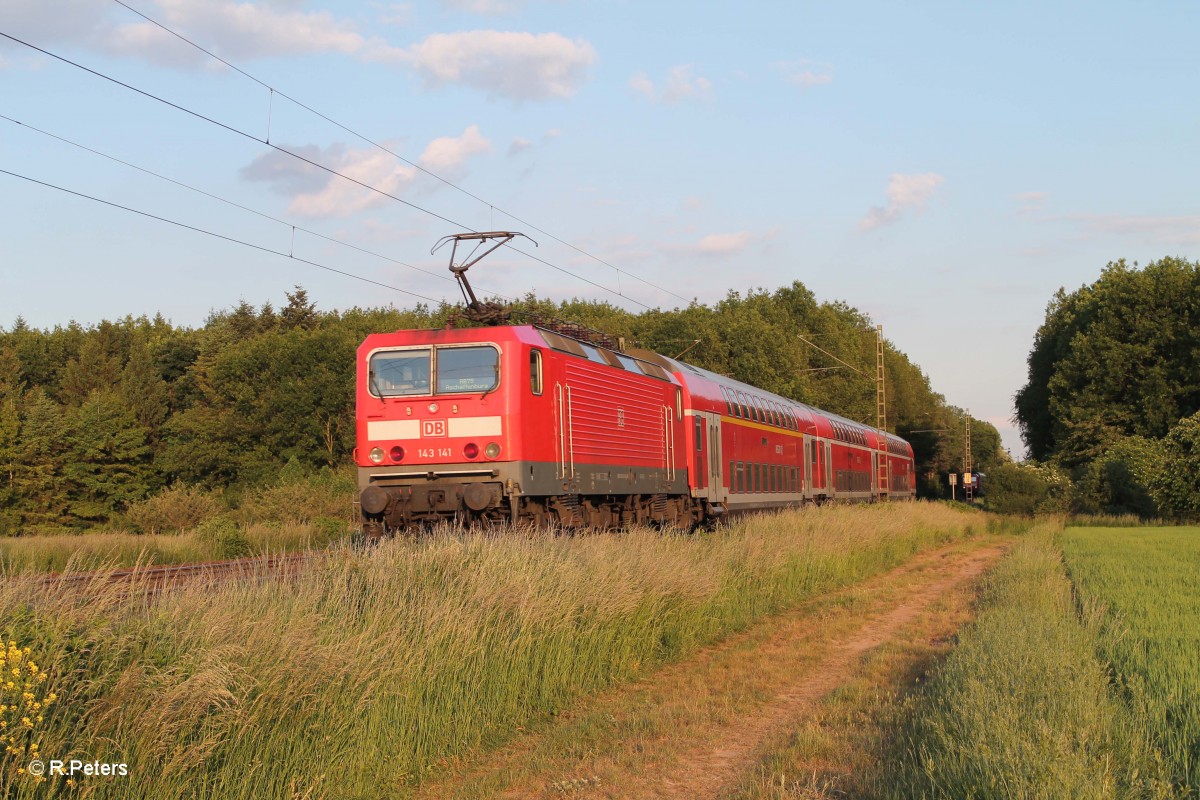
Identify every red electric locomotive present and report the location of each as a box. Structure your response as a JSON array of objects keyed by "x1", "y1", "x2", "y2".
[{"x1": 354, "y1": 232, "x2": 915, "y2": 536}]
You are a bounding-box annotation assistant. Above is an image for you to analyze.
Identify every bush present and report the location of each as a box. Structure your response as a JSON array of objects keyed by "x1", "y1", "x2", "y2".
[
  {"x1": 1152, "y1": 411, "x2": 1200, "y2": 520},
  {"x1": 984, "y1": 462, "x2": 1072, "y2": 515},
  {"x1": 126, "y1": 485, "x2": 223, "y2": 535},
  {"x1": 237, "y1": 467, "x2": 355, "y2": 526},
  {"x1": 1073, "y1": 436, "x2": 1163, "y2": 518},
  {"x1": 195, "y1": 517, "x2": 255, "y2": 559}
]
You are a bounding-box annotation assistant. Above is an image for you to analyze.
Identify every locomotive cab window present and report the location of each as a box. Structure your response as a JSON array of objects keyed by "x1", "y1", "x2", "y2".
[
  {"x1": 437, "y1": 346, "x2": 499, "y2": 394},
  {"x1": 530, "y1": 349, "x2": 543, "y2": 395},
  {"x1": 369, "y1": 348, "x2": 431, "y2": 396}
]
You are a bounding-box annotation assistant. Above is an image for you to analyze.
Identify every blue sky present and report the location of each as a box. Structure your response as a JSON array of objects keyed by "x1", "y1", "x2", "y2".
[{"x1": 2, "y1": 0, "x2": 1198, "y2": 457}]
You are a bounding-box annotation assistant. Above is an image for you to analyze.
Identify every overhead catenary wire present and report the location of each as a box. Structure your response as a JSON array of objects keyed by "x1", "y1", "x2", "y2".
[
  {"x1": 108, "y1": 0, "x2": 693, "y2": 307},
  {"x1": 0, "y1": 112, "x2": 520, "y2": 303},
  {"x1": 0, "y1": 30, "x2": 658, "y2": 311},
  {"x1": 0, "y1": 168, "x2": 448, "y2": 306},
  {"x1": 794, "y1": 331, "x2": 874, "y2": 381}
]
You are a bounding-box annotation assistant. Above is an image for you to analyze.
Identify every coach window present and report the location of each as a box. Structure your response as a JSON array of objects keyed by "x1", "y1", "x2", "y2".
[
  {"x1": 369, "y1": 348, "x2": 431, "y2": 396},
  {"x1": 530, "y1": 349, "x2": 543, "y2": 395},
  {"x1": 736, "y1": 391, "x2": 750, "y2": 420},
  {"x1": 721, "y1": 386, "x2": 734, "y2": 416}
]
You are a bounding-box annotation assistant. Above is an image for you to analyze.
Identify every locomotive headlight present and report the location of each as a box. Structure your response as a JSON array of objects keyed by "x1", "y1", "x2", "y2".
[
  {"x1": 369, "y1": 447, "x2": 385, "y2": 464},
  {"x1": 389, "y1": 446, "x2": 405, "y2": 462},
  {"x1": 463, "y1": 442, "x2": 480, "y2": 459},
  {"x1": 484, "y1": 442, "x2": 501, "y2": 459}
]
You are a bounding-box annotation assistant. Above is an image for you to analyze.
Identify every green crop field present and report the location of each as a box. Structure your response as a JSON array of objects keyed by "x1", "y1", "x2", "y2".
[{"x1": 1064, "y1": 527, "x2": 1200, "y2": 793}]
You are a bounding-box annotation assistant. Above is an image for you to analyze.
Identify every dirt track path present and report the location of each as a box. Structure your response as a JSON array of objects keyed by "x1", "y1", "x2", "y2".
[{"x1": 417, "y1": 538, "x2": 1009, "y2": 800}]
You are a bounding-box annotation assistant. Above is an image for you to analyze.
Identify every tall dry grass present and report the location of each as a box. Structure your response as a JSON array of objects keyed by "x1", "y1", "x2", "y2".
[
  {"x1": 0, "y1": 522, "x2": 349, "y2": 573},
  {"x1": 1, "y1": 502, "x2": 981, "y2": 799}
]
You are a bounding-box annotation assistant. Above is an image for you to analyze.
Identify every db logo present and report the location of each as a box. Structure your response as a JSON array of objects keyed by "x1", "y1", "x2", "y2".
[{"x1": 421, "y1": 419, "x2": 447, "y2": 438}]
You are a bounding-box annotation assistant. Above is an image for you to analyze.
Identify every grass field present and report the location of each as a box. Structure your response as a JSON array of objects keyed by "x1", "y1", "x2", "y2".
[
  {"x1": 1064, "y1": 526, "x2": 1200, "y2": 794},
  {"x1": 874, "y1": 531, "x2": 1173, "y2": 799},
  {"x1": 0, "y1": 503, "x2": 984, "y2": 799}
]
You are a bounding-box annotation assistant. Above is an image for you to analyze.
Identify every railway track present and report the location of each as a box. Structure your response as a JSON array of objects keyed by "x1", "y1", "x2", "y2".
[{"x1": 38, "y1": 551, "x2": 316, "y2": 595}]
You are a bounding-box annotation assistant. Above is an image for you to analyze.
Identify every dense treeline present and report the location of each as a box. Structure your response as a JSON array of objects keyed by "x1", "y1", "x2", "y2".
[
  {"x1": 1008, "y1": 257, "x2": 1200, "y2": 518},
  {"x1": 0, "y1": 283, "x2": 1000, "y2": 533}
]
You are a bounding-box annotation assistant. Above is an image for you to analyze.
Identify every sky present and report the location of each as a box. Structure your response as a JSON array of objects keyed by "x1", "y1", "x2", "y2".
[{"x1": 2, "y1": 0, "x2": 1198, "y2": 459}]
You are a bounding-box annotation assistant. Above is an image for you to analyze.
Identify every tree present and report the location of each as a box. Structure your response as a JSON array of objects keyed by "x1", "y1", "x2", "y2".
[
  {"x1": 13, "y1": 389, "x2": 69, "y2": 527},
  {"x1": 63, "y1": 391, "x2": 154, "y2": 519},
  {"x1": 0, "y1": 346, "x2": 23, "y2": 521},
  {"x1": 1016, "y1": 258, "x2": 1200, "y2": 463},
  {"x1": 280, "y1": 286, "x2": 318, "y2": 331},
  {"x1": 120, "y1": 330, "x2": 170, "y2": 437}
]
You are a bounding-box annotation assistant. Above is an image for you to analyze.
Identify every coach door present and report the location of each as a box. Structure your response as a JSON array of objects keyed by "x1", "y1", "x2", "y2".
[
  {"x1": 691, "y1": 414, "x2": 707, "y2": 492},
  {"x1": 707, "y1": 414, "x2": 723, "y2": 501},
  {"x1": 824, "y1": 442, "x2": 833, "y2": 498},
  {"x1": 804, "y1": 437, "x2": 815, "y2": 494}
]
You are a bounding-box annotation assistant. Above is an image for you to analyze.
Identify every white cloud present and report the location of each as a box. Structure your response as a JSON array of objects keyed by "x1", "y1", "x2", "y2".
[
  {"x1": 441, "y1": 0, "x2": 524, "y2": 14},
  {"x1": 374, "y1": 2, "x2": 414, "y2": 26},
  {"x1": 418, "y1": 124, "x2": 492, "y2": 174},
  {"x1": 2, "y1": 0, "x2": 366, "y2": 67},
  {"x1": 508, "y1": 137, "x2": 533, "y2": 157},
  {"x1": 543, "y1": 127, "x2": 562, "y2": 139},
  {"x1": 4, "y1": 0, "x2": 594, "y2": 105},
  {"x1": 374, "y1": 30, "x2": 596, "y2": 101},
  {"x1": 696, "y1": 232, "x2": 753, "y2": 254},
  {"x1": 241, "y1": 125, "x2": 491, "y2": 218},
  {"x1": 859, "y1": 173, "x2": 945, "y2": 231},
  {"x1": 631, "y1": 64, "x2": 712, "y2": 104},
  {"x1": 773, "y1": 59, "x2": 833, "y2": 88},
  {"x1": 1070, "y1": 213, "x2": 1200, "y2": 245},
  {"x1": 629, "y1": 73, "x2": 655, "y2": 99},
  {"x1": 113, "y1": 0, "x2": 365, "y2": 65},
  {"x1": 1015, "y1": 191, "x2": 1047, "y2": 215}
]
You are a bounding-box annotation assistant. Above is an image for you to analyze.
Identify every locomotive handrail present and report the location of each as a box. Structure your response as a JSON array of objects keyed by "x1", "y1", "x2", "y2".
[
  {"x1": 567, "y1": 385, "x2": 575, "y2": 480},
  {"x1": 555, "y1": 382, "x2": 575, "y2": 480}
]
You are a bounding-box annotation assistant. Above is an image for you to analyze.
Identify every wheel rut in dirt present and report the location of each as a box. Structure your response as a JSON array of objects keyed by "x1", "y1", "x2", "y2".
[{"x1": 418, "y1": 538, "x2": 1009, "y2": 800}]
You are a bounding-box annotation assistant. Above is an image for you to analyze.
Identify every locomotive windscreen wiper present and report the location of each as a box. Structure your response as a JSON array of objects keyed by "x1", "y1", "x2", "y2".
[{"x1": 368, "y1": 369, "x2": 386, "y2": 402}]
